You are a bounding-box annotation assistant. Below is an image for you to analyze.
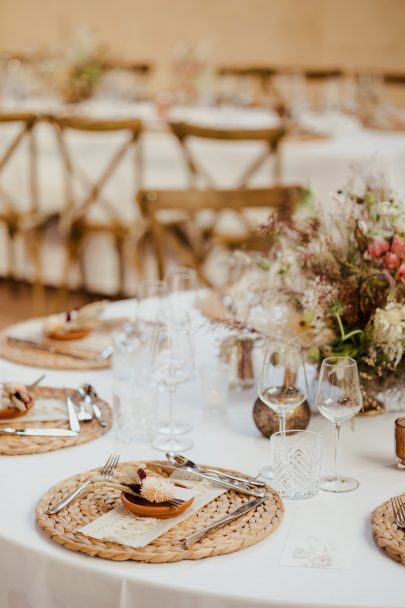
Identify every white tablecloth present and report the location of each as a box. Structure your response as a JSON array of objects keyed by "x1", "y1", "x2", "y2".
[{"x1": 0, "y1": 298, "x2": 404, "y2": 608}]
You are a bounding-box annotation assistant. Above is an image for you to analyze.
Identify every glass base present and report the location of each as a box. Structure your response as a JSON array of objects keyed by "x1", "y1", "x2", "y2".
[
  {"x1": 320, "y1": 474, "x2": 359, "y2": 493},
  {"x1": 258, "y1": 465, "x2": 273, "y2": 480},
  {"x1": 156, "y1": 421, "x2": 192, "y2": 435},
  {"x1": 151, "y1": 435, "x2": 193, "y2": 453}
]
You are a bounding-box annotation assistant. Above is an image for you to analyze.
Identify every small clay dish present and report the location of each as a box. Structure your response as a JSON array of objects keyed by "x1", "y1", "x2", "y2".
[
  {"x1": 0, "y1": 395, "x2": 35, "y2": 420},
  {"x1": 46, "y1": 328, "x2": 93, "y2": 341},
  {"x1": 121, "y1": 492, "x2": 194, "y2": 519}
]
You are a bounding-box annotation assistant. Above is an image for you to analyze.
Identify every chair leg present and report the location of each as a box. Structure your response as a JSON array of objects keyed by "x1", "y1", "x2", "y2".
[
  {"x1": 27, "y1": 229, "x2": 46, "y2": 315},
  {"x1": 5, "y1": 226, "x2": 21, "y2": 295},
  {"x1": 55, "y1": 238, "x2": 80, "y2": 311},
  {"x1": 115, "y1": 234, "x2": 127, "y2": 296}
]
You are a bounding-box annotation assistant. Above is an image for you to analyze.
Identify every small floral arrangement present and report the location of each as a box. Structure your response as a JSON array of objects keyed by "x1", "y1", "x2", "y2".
[
  {"x1": 43, "y1": 27, "x2": 106, "y2": 103},
  {"x1": 99, "y1": 466, "x2": 184, "y2": 508}
]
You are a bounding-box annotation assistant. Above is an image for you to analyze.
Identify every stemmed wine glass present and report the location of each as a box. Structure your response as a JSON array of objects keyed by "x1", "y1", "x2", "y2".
[
  {"x1": 151, "y1": 314, "x2": 194, "y2": 453},
  {"x1": 315, "y1": 356, "x2": 363, "y2": 492},
  {"x1": 258, "y1": 342, "x2": 308, "y2": 478},
  {"x1": 259, "y1": 342, "x2": 308, "y2": 433}
]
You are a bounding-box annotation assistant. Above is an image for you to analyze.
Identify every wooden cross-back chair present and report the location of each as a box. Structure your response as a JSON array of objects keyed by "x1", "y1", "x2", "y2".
[
  {"x1": 169, "y1": 121, "x2": 286, "y2": 189},
  {"x1": 48, "y1": 115, "x2": 144, "y2": 298},
  {"x1": 0, "y1": 112, "x2": 46, "y2": 310},
  {"x1": 138, "y1": 186, "x2": 303, "y2": 283}
]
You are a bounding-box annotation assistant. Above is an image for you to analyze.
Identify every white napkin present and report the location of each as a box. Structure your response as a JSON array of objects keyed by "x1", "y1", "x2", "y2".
[
  {"x1": 80, "y1": 475, "x2": 226, "y2": 549},
  {"x1": 281, "y1": 497, "x2": 355, "y2": 569},
  {"x1": 0, "y1": 399, "x2": 69, "y2": 423}
]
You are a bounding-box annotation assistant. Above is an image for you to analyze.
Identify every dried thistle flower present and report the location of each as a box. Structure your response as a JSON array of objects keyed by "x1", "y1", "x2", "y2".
[{"x1": 140, "y1": 477, "x2": 175, "y2": 503}]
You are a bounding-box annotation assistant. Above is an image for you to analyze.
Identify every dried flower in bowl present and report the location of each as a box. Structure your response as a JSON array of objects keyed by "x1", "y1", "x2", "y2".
[
  {"x1": 44, "y1": 301, "x2": 109, "y2": 340},
  {"x1": 0, "y1": 383, "x2": 35, "y2": 419},
  {"x1": 97, "y1": 465, "x2": 194, "y2": 519}
]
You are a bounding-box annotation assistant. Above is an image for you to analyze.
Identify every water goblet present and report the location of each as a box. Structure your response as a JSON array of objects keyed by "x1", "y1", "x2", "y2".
[{"x1": 315, "y1": 356, "x2": 363, "y2": 492}]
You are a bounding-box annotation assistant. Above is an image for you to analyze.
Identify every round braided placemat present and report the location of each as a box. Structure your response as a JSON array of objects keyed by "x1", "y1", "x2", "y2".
[
  {"x1": 36, "y1": 461, "x2": 284, "y2": 562},
  {"x1": 0, "y1": 330, "x2": 110, "y2": 370},
  {"x1": 371, "y1": 495, "x2": 405, "y2": 565},
  {"x1": 0, "y1": 387, "x2": 112, "y2": 455}
]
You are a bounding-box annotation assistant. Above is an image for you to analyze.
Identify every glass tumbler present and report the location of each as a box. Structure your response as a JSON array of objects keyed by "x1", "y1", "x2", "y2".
[{"x1": 269, "y1": 430, "x2": 323, "y2": 499}]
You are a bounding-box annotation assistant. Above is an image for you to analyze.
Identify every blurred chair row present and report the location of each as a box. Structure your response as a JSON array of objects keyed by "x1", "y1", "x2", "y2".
[{"x1": 0, "y1": 112, "x2": 301, "y2": 309}]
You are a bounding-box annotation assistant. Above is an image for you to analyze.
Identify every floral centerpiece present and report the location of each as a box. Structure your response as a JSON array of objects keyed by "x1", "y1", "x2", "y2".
[
  {"x1": 42, "y1": 27, "x2": 106, "y2": 103},
  {"x1": 228, "y1": 172, "x2": 405, "y2": 413}
]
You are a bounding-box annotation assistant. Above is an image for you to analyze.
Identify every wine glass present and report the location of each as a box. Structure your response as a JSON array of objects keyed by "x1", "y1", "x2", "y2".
[
  {"x1": 258, "y1": 342, "x2": 308, "y2": 479},
  {"x1": 259, "y1": 342, "x2": 308, "y2": 433},
  {"x1": 151, "y1": 314, "x2": 194, "y2": 453},
  {"x1": 315, "y1": 356, "x2": 363, "y2": 493}
]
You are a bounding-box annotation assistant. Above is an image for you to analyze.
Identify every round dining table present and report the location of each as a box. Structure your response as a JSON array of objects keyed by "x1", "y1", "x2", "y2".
[{"x1": 0, "y1": 298, "x2": 404, "y2": 608}]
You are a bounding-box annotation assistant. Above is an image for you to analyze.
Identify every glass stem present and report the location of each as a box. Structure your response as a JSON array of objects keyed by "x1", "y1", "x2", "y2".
[
  {"x1": 169, "y1": 386, "x2": 176, "y2": 444},
  {"x1": 334, "y1": 422, "x2": 341, "y2": 482},
  {"x1": 279, "y1": 413, "x2": 286, "y2": 434}
]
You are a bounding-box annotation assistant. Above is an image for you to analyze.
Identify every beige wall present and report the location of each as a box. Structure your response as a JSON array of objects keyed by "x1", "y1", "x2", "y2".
[{"x1": 1, "y1": 0, "x2": 404, "y2": 88}]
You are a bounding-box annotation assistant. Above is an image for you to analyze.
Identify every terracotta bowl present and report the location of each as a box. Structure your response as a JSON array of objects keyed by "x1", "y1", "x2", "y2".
[
  {"x1": 0, "y1": 395, "x2": 35, "y2": 420},
  {"x1": 121, "y1": 492, "x2": 194, "y2": 519},
  {"x1": 45, "y1": 328, "x2": 93, "y2": 341}
]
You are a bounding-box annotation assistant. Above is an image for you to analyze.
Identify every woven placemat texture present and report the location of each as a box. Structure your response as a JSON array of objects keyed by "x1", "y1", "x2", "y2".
[
  {"x1": 0, "y1": 387, "x2": 112, "y2": 455},
  {"x1": 36, "y1": 461, "x2": 284, "y2": 562},
  {"x1": 0, "y1": 332, "x2": 110, "y2": 371},
  {"x1": 371, "y1": 495, "x2": 405, "y2": 565}
]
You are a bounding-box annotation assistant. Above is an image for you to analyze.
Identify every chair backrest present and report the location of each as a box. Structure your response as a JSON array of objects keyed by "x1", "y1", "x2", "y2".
[
  {"x1": 138, "y1": 186, "x2": 302, "y2": 281},
  {"x1": 0, "y1": 112, "x2": 39, "y2": 220},
  {"x1": 48, "y1": 115, "x2": 143, "y2": 228},
  {"x1": 169, "y1": 121, "x2": 285, "y2": 189}
]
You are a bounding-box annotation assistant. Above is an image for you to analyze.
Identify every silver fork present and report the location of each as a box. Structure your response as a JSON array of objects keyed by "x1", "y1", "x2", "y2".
[
  {"x1": 47, "y1": 453, "x2": 120, "y2": 515},
  {"x1": 391, "y1": 496, "x2": 405, "y2": 528}
]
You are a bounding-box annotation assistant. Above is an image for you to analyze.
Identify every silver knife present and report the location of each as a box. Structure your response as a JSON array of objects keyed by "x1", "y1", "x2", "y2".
[
  {"x1": 0, "y1": 427, "x2": 78, "y2": 437},
  {"x1": 164, "y1": 463, "x2": 266, "y2": 499},
  {"x1": 66, "y1": 396, "x2": 80, "y2": 433},
  {"x1": 7, "y1": 337, "x2": 106, "y2": 361},
  {"x1": 183, "y1": 496, "x2": 267, "y2": 548}
]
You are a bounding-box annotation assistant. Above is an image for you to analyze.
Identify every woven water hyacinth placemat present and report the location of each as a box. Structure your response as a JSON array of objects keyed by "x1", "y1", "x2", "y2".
[
  {"x1": 0, "y1": 387, "x2": 112, "y2": 455},
  {"x1": 36, "y1": 461, "x2": 284, "y2": 562},
  {"x1": 371, "y1": 495, "x2": 405, "y2": 565},
  {"x1": 0, "y1": 316, "x2": 127, "y2": 370}
]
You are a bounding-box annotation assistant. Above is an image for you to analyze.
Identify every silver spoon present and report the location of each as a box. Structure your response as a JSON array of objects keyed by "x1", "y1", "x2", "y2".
[
  {"x1": 73, "y1": 393, "x2": 93, "y2": 422},
  {"x1": 166, "y1": 453, "x2": 266, "y2": 488}
]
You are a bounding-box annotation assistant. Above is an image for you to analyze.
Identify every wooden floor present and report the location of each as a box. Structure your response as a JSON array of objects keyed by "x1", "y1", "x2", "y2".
[{"x1": 0, "y1": 280, "x2": 98, "y2": 329}]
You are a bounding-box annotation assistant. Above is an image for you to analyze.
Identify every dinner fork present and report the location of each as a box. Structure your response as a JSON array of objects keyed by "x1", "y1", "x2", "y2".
[
  {"x1": 46, "y1": 453, "x2": 120, "y2": 515},
  {"x1": 391, "y1": 496, "x2": 405, "y2": 528}
]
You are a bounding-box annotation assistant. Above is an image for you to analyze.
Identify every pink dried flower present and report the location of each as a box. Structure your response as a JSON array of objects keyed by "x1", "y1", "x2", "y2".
[
  {"x1": 391, "y1": 235, "x2": 405, "y2": 259},
  {"x1": 384, "y1": 252, "x2": 400, "y2": 269},
  {"x1": 396, "y1": 263, "x2": 405, "y2": 282},
  {"x1": 368, "y1": 240, "x2": 389, "y2": 258}
]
